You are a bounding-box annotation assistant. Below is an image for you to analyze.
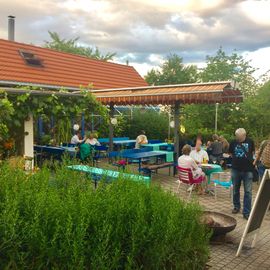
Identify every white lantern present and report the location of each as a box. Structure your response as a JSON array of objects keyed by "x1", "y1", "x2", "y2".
[
  {"x1": 110, "y1": 118, "x2": 118, "y2": 125},
  {"x1": 73, "y1": 124, "x2": 80, "y2": 131}
]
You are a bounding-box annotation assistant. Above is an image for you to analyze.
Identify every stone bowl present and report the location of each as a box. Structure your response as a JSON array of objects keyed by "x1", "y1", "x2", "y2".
[{"x1": 201, "y1": 211, "x2": 237, "y2": 236}]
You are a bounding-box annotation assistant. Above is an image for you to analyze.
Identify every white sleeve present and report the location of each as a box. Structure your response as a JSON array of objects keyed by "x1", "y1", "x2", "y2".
[{"x1": 177, "y1": 157, "x2": 181, "y2": 167}]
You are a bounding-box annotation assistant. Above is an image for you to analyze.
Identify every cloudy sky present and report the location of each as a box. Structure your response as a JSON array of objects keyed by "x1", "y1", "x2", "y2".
[{"x1": 1, "y1": 0, "x2": 270, "y2": 77}]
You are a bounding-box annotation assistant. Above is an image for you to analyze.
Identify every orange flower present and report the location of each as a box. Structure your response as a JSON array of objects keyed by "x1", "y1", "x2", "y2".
[{"x1": 4, "y1": 139, "x2": 14, "y2": 150}]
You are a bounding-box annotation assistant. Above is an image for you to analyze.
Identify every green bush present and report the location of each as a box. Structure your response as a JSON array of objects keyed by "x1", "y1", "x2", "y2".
[
  {"x1": 122, "y1": 109, "x2": 169, "y2": 140},
  {"x1": 0, "y1": 164, "x2": 210, "y2": 269}
]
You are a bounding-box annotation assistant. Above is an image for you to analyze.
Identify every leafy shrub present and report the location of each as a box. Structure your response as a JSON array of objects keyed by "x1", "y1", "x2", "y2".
[
  {"x1": 0, "y1": 164, "x2": 210, "y2": 269},
  {"x1": 122, "y1": 109, "x2": 169, "y2": 140}
]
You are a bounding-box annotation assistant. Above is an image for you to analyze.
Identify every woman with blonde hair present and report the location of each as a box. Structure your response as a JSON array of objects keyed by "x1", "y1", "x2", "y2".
[{"x1": 85, "y1": 132, "x2": 101, "y2": 146}]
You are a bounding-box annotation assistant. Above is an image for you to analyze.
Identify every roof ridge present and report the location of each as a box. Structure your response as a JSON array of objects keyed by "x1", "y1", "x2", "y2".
[{"x1": 91, "y1": 81, "x2": 233, "y2": 93}]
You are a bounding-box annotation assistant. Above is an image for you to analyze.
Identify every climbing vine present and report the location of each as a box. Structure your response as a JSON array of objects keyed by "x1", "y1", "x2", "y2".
[{"x1": 0, "y1": 86, "x2": 107, "y2": 155}]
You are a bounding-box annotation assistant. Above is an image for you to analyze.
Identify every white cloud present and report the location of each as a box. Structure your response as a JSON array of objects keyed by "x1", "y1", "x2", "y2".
[
  {"x1": 0, "y1": 0, "x2": 270, "y2": 80},
  {"x1": 131, "y1": 62, "x2": 156, "y2": 77},
  {"x1": 239, "y1": 1, "x2": 270, "y2": 26},
  {"x1": 243, "y1": 47, "x2": 270, "y2": 79},
  {"x1": 148, "y1": 54, "x2": 164, "y2": 65}
]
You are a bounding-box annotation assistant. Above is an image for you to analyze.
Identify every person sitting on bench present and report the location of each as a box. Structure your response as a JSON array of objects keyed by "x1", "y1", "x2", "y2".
[{"x1": 135, "y1": 130, "x2": 148, "y2": 149}]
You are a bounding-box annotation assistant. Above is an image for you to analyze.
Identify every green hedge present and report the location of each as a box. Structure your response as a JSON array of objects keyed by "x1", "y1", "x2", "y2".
[
  {"x1": 122, "y1": 109, "x2": 169, "y2": 140},
  {"x1": 0, "y1": 164, "x2": 210, "y2": 269}
]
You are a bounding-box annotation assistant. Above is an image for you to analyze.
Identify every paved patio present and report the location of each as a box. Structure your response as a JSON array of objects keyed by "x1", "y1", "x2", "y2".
[
  {"x1": 100, "y1": 162, "x2": 270, "y2": 269},
  {"x1": 154, "y1": 169, "x2": 270, "y2": 270}
]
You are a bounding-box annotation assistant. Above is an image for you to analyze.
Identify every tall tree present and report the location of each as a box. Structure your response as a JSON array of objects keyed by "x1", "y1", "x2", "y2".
[
  {"x1": 200, "y1": 47, "x2": 259, "y2": 97},
  {"x1": 44, "y1": 31, "x2": 116, "y2": 61},
  {"x1": 145, "y1": 54, "x2": 199, "y2": 85},
  {"x1": 183, "y1": 48, "x2": 262, "y2": 138}
]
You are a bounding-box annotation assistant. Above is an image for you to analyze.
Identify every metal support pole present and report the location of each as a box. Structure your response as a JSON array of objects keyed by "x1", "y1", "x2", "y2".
[
  {"x1": 109, "y1": 103, "x2": 115, "y2": 152},
  {"x1": 174, "y1": 101, "x2": 180, "y2": 162},
  {"x1": 38, "y1": 116, "x2": 43, "y2": 138},
  {"x1": 81, "y1": 113, "x2": 85, "y2": 138},
  {"x1": 215, "y1": 103, "x2": 219, "y2": 133},
  {"x1": 168, "y1": 112, "x2": 171, "y2": 140},
  {"x1": 71, "y1": 117, "x2": 75, "y2": 134},
  {"x1": 91, "y1": 113, "x2": 94, "y2": 132}
]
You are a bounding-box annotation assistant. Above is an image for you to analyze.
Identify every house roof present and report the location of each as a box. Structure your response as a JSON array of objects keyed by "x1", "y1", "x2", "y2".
[
  {"x1": 0, "y1": 38, "x2": 148, "y2": 90},
  {"x1": 91, "y1": 81, "x2": 243, "y2": 105}
]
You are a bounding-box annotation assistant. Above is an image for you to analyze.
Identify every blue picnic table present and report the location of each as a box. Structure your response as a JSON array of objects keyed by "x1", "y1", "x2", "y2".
[
  {"x1": 141, "y1": 143, "x2": 169, "y2": 151},
  {"x1": 121, "y1": 151, "x2": 168, "y2": 172},
  {"x1": 67, "y1": 165, "x2": 150, "y2": 187},
  {"x1": 61, "y1": 146, "x2": 78, "y2": 157},
  {"x1": 98, "y1": 139, "x2": 136, "y2": 149},
  {"x1": 34, "y1": 145, "x2": 77, "y2": 156}
]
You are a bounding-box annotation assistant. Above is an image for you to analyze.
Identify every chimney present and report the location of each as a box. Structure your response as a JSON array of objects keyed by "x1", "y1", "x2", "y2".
[{"x1": 8, "y1": 15, "x2": 15, "y2": 41}]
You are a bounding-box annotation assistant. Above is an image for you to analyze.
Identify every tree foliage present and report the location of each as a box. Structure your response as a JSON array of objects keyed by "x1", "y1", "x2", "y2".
[
  {"x1": 201, "y1": 47, "x2": 259, "y2": 97},
  {"x1": 182, "y1": 48, "x2": 267, "y2": 142},
  {"x1": 145, "y1": 54, "x2": 199, "y2": 85},
  {"x1": 45, "y1": 31, "x2": 116, "y2": 61}
]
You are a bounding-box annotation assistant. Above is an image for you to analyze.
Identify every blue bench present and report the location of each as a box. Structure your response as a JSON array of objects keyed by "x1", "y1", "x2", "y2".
[
  {"x1": 34, "y1": 145, "x2": 65, "y2": 162},
  {"x1": 108, "y1": 147, "x2": 152, "y2": 159},
  {"x1": 141, "y1": 162, "x2": 174, "y2": 177},
  {"x1": 67, "y1": 165, "x2": 150, "y2": 187}
]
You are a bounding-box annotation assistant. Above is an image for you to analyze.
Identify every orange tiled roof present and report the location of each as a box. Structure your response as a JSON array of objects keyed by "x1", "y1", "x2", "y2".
[
  {"x1": 0, "y1": 39, "x2": 148, "y2": 89},
  {"x1": 91, "y1": 82, "x2": 242, "y2": 105}
]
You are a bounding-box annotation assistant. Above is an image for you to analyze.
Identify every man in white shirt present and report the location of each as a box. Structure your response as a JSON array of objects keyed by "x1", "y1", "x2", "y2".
[
  {"x1": 190, "y1": 140, "x2": 209, "y2": 164},
  {"x1": 71, "y1": 131, "x2": 85, "y2": 145},
  {"x1": 135, "y1": 130, "x2": 148, "y2": 149}
]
